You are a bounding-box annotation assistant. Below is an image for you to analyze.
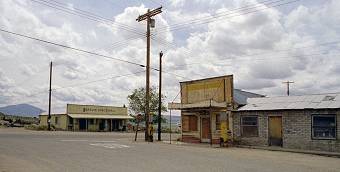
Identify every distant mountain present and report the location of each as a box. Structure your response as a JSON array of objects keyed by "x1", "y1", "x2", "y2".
[
  {"x1": 163, "y1": 115, "x2": 181, "y2": 124},
  {"x1": 0, "y1": 104, "x2": 44, "y2": 117}
]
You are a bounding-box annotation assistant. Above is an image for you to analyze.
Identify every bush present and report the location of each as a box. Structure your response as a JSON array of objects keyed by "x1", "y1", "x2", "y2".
[{"x1": 25, "y1": 124, "x2": 49, "y2": 131}]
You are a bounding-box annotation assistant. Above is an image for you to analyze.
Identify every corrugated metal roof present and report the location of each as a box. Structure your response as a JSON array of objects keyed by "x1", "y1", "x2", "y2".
[{"x1": 238, "y1": 93, "x2": 340, "y2": 111}]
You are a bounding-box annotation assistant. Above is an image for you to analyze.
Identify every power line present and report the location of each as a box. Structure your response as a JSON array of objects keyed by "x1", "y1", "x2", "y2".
[
  {"x1": 53, "y1": 70, "x2": 145, "y2": 91},
  {"x1": 0, "y1": 28, "x2": 146, "y2": 67},
  {"x1": 159, "y1": 0, "x2": 280, "y2": 30},
  {"x1": 0, "y1": 28, "x2": 196, "y2": 84},
  {"x1": 31, "y1": 0, "x2": 145, "y2": 36},
  {"x1": 157, "y1": 0, "x2": 299, "y2": 33}
]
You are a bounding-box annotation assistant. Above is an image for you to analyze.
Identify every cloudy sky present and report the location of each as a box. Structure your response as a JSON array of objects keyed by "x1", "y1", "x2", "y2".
[{"x1": 0, "y1": 0, "x2": 339, "y2": 113}]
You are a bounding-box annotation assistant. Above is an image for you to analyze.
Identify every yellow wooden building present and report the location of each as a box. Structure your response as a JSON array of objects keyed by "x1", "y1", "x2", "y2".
[
  {"x1": 169, "y1": 75, "x2": 263, "y2": 144},
  {"x1": 39, "y1": 104, "x2": 132, "y2": 131}
]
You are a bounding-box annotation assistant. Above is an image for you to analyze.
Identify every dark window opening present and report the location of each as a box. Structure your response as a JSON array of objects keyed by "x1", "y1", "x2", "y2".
[
  {"x1": 88, "y1": 119, "x2": 95, "y2": 125},
  {"x1": 312, "y1": 115, "x2": 336, "y2": 139},
  {"x1": 241, "y1": 116, "x2": 258, "y2": 137}
]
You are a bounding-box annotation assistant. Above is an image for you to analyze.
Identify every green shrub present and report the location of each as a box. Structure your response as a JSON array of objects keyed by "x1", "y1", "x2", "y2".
[{"x1": 25, "y1": 124, "x2": 49, "y2": 131}]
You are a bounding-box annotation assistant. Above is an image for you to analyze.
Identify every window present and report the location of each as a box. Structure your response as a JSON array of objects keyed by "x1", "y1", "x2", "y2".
[
  {"x1": 182, "y1": 115, "x2": 197, "y2": 132},
  {"x1": 241, "y1": 116, "x2": 258, "y2": 137},
  {"x1": 55, "y1": 117, "x2": 58, "y2": 125},
  {"x1": 312, "y1": 115, "x2": 336, "y2": 139},
  {"x1": 216, "y1": 114, "x2": 221, "y2": 130},
  {"x1": 189, "y1": 116, "x2": 197, "y2": 131},
  {"x1": 88, "y1": 119, "x2": 94, "y2": 125}
]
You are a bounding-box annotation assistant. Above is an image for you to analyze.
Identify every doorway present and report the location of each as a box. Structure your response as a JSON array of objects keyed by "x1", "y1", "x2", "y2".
[
  {"x1": 201, "y1": 117, "x2": 210, "y2": 143},
  {"x1": 79, "y1": 119, "x2": 86, "y2": 130},
  {"x1": 99, "y1": 120, "x2": 105, "y2": 131},
  {"x1": 268, "y1": 116, "x2": 283, "y2": 146}
]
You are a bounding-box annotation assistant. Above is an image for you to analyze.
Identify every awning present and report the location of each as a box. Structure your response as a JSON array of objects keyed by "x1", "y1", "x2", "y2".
[
  {"x1": 168, "y1": 100, "x2": 229, "y2": 110},
  {"x1": 68, "y1": 114, "x2": 133, "y2": 119}
]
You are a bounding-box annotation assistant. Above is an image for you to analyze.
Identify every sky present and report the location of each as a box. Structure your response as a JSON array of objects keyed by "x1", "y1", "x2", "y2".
[{"x1": 0, "y1": 0, "x2": 340, "y2": 114}]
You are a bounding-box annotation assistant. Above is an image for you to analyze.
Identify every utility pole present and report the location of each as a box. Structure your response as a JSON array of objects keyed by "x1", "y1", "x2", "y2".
[
  {"x1": 282, "y1": 81, "x2": 294, "y2": 96},
  {"x1": 136, "y1": 7, "x2": 162, "y2": 142},
  {"x1": 48, "y1": 61, "x2": 53, "y2": 131},
  {"x1": 158, "y1": 51, "x2": 163, "y2": 141}
]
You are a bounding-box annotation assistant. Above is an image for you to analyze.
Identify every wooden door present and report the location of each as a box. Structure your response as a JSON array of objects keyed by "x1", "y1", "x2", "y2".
[
  {"x1": 201, "y1": 118, "x2": 210, "y2": 140},
  {"x1": 268, "y1": 116, "x2": 282, "y2": 146}
]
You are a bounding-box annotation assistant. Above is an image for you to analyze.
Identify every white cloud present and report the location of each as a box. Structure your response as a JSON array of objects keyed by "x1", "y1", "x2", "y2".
[{"x1": 1, "y1": 0, "x2": 340, "y2": 113}]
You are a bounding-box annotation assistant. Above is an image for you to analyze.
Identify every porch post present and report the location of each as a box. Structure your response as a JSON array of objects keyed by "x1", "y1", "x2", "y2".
[
  {"x1": 209, "y1": 99, "x2": 213, "y2": 146},
  {"x1": 86, "y1": 119, "x2": 88, "y2": 132}
]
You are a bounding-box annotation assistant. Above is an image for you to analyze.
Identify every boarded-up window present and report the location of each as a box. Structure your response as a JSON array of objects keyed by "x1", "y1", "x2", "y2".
[
  {"x1": 189, "y1": 115, "x2": 198, "y2": 131},
  {"x1": 241, "y1": 116, "x2": 258, "y2": 137},
  {"x1": 182, "y1": 115, "x2": 197, "y2": 132},
  {"x1": 182, "y1": 116, "x2": 189, "y2": 132}
]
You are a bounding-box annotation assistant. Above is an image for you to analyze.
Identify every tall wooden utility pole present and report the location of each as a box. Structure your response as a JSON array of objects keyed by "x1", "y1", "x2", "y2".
[
  {"x1": 158, "y1": 51, "x2": 163, "y2": 141},
  {"x1": 282, "y1": 81, "x2": 294, "y2": 96},
  {"x1": 136, "y1": 7, "x2": 162, "y2": 142},
  {"x1": 48, "y1": 61, "x2": 53, "y2": 131}
]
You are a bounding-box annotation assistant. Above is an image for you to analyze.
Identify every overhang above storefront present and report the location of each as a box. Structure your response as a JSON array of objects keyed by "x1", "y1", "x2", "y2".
[
  {"x1": 168, "y1": 100, "x2": 229, "y2": 110},
  {"x1": 68, "y1": 114, "x2": 133, "y2": 119}
]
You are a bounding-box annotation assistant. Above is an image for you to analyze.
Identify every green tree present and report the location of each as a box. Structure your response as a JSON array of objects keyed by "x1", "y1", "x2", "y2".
[{"x1": 127, "y1": 86, "x2": 167, "y2": 123}]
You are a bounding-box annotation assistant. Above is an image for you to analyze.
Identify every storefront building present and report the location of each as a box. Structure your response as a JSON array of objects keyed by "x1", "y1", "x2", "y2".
[
  {"x1": 169, "y1": 75, "x2": 263, "y2": 144},
  {"x1": 39, "y1": 104, "x2": 132, "y2": 131}
]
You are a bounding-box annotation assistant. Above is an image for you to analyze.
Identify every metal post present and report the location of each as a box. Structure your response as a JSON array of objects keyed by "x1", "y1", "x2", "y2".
[
  {"x1": 47, "y1": 61, "x2": 52, "y2": 131},
  {"x1": 169, "y1": 108, "x2": 172, "y2": 144},
  {"x1": 158, "y1": 51, "x2": 163, "y2": 141}
]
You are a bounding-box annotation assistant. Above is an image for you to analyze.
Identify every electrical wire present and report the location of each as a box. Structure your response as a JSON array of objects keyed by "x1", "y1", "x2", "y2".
[
  {"x1": 157, "y1": 0, "x2": 299, "y2": 33},
  {"x1": 31, "y1": 0, "x2": 144, "y2": 36},
  {"x1": 0, "y1": 28, "x2": 146, "y2": 67},
  {"x1": 53, "y1": 70, "x2": 145, "y2": 90}
]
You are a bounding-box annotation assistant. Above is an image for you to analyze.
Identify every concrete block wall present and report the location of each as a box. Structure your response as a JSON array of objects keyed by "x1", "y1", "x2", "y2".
[
  {"x1": 233, "y1": 110, "x2": 340, "y2": 153},
  {"x1": 233, "y1": 111, "x2": 268, "y2": 146}
]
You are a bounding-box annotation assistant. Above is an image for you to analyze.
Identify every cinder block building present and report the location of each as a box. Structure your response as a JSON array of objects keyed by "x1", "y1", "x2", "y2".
[
  {"x1": 39, "y1": 104, "x2": 132, "y2": 131},
  {"x1": 233, "y1": 93, "x2": 340, "y2": 153},
  {"x1": 169, "y1": 75, "x2": 263, "y2": 144}
]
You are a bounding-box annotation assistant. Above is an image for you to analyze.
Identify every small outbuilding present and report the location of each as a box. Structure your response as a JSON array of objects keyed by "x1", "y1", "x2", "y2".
[
  {"x1": 233, "y1": 93, "x2": 340, "y2": 153},
  {"x1": 39, "y1": 104, "x2": 132, "y2": 131}
]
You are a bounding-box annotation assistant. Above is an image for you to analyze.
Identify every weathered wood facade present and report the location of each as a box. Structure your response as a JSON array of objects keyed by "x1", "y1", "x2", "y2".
[{"x1": 168, "y1": 75, "x2": 233, "y2": 144}]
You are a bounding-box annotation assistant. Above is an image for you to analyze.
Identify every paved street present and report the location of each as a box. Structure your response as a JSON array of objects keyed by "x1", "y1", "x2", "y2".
[{"x1": 0, "y1": 128, "x2": 339, "y2": 172}]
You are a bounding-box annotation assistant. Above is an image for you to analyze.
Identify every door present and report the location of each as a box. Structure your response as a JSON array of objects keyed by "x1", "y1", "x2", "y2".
[
  {"x1": 268, "y1": 116, "x2": 282, "y2": 146},
  {"x1": 201, "y1": 118, "x2": 210, "y2": 142}
]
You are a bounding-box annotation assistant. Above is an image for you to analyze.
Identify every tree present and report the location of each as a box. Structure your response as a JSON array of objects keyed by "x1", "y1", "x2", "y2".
[{"x1": 127, "y1": 86, "x2": 167, "y2": 123}]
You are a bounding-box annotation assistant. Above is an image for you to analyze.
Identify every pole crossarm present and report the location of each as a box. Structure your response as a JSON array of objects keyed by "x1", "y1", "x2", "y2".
[{"x1": 136, "y1": 7, "x2": 162, "y2": 22}]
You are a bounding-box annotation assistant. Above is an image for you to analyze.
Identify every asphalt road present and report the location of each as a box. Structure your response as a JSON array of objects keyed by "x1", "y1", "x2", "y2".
[{"x1": 0, "y1": 128, "x2": 339, "y2": 172}]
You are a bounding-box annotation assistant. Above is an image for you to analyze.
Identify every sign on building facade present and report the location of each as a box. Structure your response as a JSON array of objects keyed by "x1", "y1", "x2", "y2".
[{"x1": 67, "y1": 104, "x2": 127, "y2": 115}]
